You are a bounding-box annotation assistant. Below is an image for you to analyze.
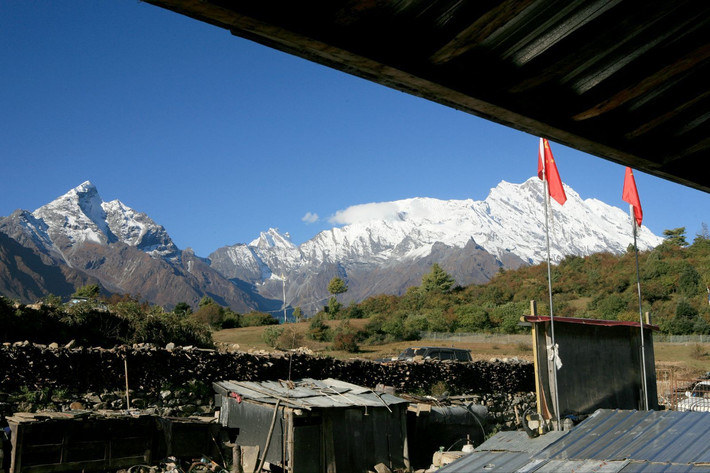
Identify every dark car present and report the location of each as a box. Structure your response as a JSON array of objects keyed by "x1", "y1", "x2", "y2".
[{"x1": 380, "y1": 346, "x2": 472, "y2": 362}]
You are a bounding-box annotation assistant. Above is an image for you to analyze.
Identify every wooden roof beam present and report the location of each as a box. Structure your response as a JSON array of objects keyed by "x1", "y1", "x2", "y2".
[{"x1": 428, "y1": 0, "x2": 539, "y2": 65}]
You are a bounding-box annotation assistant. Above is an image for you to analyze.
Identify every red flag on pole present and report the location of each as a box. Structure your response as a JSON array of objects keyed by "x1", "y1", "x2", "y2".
[
  {"x1": 538, "y1": 138, "x2": 567, "y2": 205},
  {"x1": 622, "y1": 166, "x2": 643, "y2": 226}
]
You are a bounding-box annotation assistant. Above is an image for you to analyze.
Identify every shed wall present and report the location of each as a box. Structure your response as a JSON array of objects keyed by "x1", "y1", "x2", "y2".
[{"x1": 534, "y1": 321, "x2": 658, "y2": 418}]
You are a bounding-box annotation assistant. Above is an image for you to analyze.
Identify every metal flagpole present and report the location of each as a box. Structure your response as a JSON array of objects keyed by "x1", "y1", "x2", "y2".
[
  {"x1": 631, "y1": 207, "x2": 649, "y2": 410},
  {"x1": 543, "y1": 174, "x2": 562, "y2": 430}
]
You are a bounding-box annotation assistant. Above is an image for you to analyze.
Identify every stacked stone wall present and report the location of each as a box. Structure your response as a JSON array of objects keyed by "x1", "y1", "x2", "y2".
[{"x1": 0, "y1": 343, "x2": 535, "y2": 431}]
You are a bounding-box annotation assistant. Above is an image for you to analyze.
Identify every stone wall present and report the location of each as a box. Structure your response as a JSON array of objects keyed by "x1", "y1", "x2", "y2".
[{"x1": 0, "y1": 343, "x2": 535, "y2": 431}]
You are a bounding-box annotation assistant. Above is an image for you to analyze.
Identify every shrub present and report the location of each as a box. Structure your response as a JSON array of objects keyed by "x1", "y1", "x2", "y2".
[
  {"x1": 455, "y1": 305, "x2": 489, "y2": 332},
  {"x1": 278, "y1": 326, "x2": 305, "y2": 350},
  {"x1": 263, "y1": 326, "x2": 284, "y2": 348},
  {"x1": 332, "y1": 321, "x2": 359, "y2": 353},
  {"x1": 307, "y1": 314, "x2": 331, "y2": 342},
  {"x1": 241, "y1": 311, "x2": 279, "y2": 327},
  {"x1": 192, "y1": 303, "x2": 224, "y2": 329}
]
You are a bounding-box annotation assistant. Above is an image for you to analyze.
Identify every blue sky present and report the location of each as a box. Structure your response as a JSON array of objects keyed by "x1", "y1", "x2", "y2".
[{"x1": 2, "y1": 2, "x2": 708, "y2": 257}]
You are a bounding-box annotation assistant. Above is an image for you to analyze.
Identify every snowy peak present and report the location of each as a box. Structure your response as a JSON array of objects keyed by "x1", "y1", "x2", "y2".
[
  {"x1": 25, "y1": 182, "x2": 178, "y2": 259},
  {"x1": 33, "y1": 181, "x2": 115, "y2": 246},
  {"x1": 249, "y1": 228, "x2": 296, "y2": 250},
  {"x1": 221, "y1": 177, "x2": 664, "y2": 278},
  {"x1": 205, "y1": 176, "x2": 666, "y2": 314},
  {"x1": 102, "y1": 199, "x2": 178, "y2": 257}
]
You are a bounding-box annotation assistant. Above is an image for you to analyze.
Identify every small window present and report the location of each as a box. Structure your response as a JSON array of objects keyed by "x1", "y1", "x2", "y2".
[
  {"x1": 426, "y1": 350, "x2": 441, "y2": 359},
  {"x1": 455, "y1": 351, "x2": 471, "y2": 361},
  {"x1": 438, "y1": 351, "x2": 454, "y2": 360}
]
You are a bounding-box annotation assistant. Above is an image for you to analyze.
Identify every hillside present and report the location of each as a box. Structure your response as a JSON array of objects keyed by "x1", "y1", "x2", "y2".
[{"x1": 306, "y1": 229, "x2": 710, "y2": 340}]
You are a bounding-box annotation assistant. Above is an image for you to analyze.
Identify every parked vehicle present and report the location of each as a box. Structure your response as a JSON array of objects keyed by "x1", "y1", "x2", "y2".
[
  {"x1": 676, "y1": 380, "x2": 710, "y2": 412},
  {"x1": 378, "y1": 346, "x2": 472, "y2": 362}
]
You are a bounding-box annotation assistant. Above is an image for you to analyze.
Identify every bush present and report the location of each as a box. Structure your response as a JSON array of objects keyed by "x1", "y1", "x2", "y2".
[
  {"x1": 332, "y1": 321, "x2": 359, "y2": 353},
  {"x1": 263, "y1": 326, "x2": 284, "y2": 348},
  {"x1": 490, "y1": 301, "x2": 528, "y2": 333},
  {"x1": 307, "y1": 314, "x2": 331, "y2": 342},
  {"x1": 278, "y1": 326, "x2": 305, "y2": 350},
  {"x1": 221, "y1": 312, "x2": 239, "y2": 329},
  {"x1": 241, "y1": 311, "x2": 279, "y2": 327},
  {"x1": 403, "y1": 314, "x2": 428, "y2": 339},
  {"x1": 455, "y1": 305, "x2": 489, "y2": 332},
  {"x1": 192, "y1": 304, "x2": 224, "y2": 329}
]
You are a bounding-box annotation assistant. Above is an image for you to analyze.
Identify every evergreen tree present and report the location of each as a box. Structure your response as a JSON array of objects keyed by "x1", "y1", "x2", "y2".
[
  {"x1": 72, "y1": 284, "x2": 100, "y2": 299},
  {"x1": 694, "y1": 222, "x2": 710, "y2": 244},
  {"x1": 663, "y1": 227, "x2": 688, "y2": 247},
  {"x1": 327, "y1": 277, "x2": 348, "y2": 296},
  {"x1": 173, "y1": 302, "x2": 193, "y2": 317},
  {"x1": 421, "y1": 263, "x2": 455, "y2": 293}
]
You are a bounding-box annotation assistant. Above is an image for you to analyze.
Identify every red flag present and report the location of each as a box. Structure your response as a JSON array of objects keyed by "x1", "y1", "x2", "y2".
[
  {"x1": 537, "y1": 138, "x2": 567, "y2": 205},
  {"x1": 622, "y1": 166, "x2": 643, "y2": 226}
]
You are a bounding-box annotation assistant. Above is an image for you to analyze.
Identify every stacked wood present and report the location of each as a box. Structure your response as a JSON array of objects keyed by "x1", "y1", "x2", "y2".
[{"x1": 0, "y1": 343, "x2": 533, "y2": 412}]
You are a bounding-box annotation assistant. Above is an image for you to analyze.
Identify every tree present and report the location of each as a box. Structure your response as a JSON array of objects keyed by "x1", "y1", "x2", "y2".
[
  {"x1": 678, "y1": 264, "x2": 701, "y2": 297},
  {"x1": 327, "y1": 277, "x2": 348, "y2": 318},
  {"x1": 663, "y1": 227, "x2": 688, "y2": 247},
  {"x1": 240, "y1": 311, "x2": 278, "y2": 327},
  {"x1": 72, "y1": 284, "x2": 100, "y2": 299},
  {"x1": 695, "y1": 222, "x2": 710, "y2": 244},
  {"x1": 327, "y1": 277, "x2": 348, "y2": 296},
  {"x1": 192, "y1": 303, "x2": 225, "y2": 329},
  {"x1": 292, "y1": 306, "x2": 303, "y2": 323},
  {"x1": 421, "y1": 263, "x2": 455, "y2": 293},
  {"x1": 173, "y1": 302, "x2": 193, "y2": 317},
  {"x1": 42, "y1": 294, "x2": 63, "y2": 307},
  {"x1": 199, "y1": 296, "x2": 216, "y2": 308}
]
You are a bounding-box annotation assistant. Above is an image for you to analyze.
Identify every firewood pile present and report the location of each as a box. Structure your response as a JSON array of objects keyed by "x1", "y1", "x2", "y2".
[{"x1": 0, "y1": 343, "x2": 533, "y2": 407}]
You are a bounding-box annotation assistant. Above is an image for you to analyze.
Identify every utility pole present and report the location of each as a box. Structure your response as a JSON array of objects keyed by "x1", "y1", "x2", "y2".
[{"x1": 281, "y1": 273, "x2": 287, "y2": 324}]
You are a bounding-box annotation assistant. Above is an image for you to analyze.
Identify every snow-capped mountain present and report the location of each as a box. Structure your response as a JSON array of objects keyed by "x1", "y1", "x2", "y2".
[
  {"x1": 0, "y1": 178, "x2": 664, "y2": 313},
  {"x1": 208, "y1": 178, "x2": 663, "y2": 312},
  {"x1": 0, "y1": 182, "x2": 265, "y2": 311},
  {"x1": 27, "y1": 181, "x2": 179, "y2": 261}
]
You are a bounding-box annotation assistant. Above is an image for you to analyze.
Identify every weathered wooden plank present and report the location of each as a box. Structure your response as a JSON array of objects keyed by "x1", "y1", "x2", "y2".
[
  {"x1": 429, "y1": 0, "x2": 538, "y2": 65},
  {"x1": 574, "y1": 43, "x2": 710, "y2": 120},
  {"x1": 626, "y1": 90, "x2": 710, "y2": 139}
]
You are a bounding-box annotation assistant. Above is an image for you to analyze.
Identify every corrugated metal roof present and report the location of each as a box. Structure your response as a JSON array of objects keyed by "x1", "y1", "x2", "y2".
[
  {"x1": 475, "y1": 430, "x2": 567, "y2": 453},
  {"x1": 440, "y1": 409, "x2": 710, "y2": 472},
  {"x1": 541, "y1": 409, "x2": 710, "y2": 464},
  {"x1": 214, "y1": 378, "x2": 408, "y2": 410}
]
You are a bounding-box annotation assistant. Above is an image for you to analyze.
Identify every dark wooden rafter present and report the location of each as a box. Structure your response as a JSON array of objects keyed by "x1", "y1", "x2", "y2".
[
  {"x1": 506, "y1": 0, "x2": 622, "y2": 66},
  {"x1": 573, "y1": 43, "x2": 710, "y2": 120},
  {"x1": 626, "y1": 90, "x2": 710, "y2": 140},
  {"x1": 428, "y1": 0, "x2": 539, "y2": 65}
]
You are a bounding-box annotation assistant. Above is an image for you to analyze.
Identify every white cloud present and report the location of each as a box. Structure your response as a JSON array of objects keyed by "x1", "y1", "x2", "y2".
[
  {"x1": 301, "y1": 212, "x2": 319, "y2": 224},
  {"x1": 329, "y1": 202, "x2": 401, "y2": 225}
]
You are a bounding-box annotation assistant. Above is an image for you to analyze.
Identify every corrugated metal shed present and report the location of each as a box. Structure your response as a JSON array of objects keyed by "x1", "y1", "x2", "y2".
[
  {"x1": 214, "y1": 378, "x2": 410, "y2": 473},
  {"x1": 440, "y1": 409, "x2": 710, "y2": 472},
  {"x1": 214, "y1": 378, "x2": 408, "y2": 410}
]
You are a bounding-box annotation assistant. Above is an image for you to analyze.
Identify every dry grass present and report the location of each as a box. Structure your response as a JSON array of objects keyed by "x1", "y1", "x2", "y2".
[
  {"x1": 214, "y1": 320, "x2": 532, "y2": 361},
  {"x1": 213, "y1": 320, "x2": 710, "y2": 377}
]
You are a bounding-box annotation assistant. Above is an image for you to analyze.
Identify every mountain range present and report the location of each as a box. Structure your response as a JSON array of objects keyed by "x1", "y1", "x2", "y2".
[{"x1": 0, "y1": 179, "x2": 663, "y2": 314}]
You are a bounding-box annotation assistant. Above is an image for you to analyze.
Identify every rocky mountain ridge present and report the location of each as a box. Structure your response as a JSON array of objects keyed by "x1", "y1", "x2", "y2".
[
  {"x1": 209, "y1": 178, "x2": 663, "y2": 312},
  {"x1": 0, "y1": 179, "x2": 663, "y2": 314}
]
